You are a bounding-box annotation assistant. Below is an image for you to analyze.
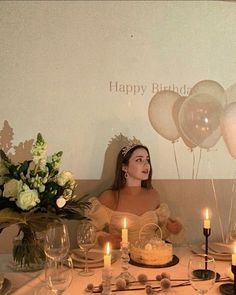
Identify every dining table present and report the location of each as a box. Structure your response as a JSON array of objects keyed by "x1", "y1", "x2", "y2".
[{"x1": 0, "y1": 245, "x2": 233, "y2": 295}]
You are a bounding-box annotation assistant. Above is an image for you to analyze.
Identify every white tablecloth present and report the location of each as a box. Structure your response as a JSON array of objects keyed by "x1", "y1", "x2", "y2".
[{"x1": 1, "y1": 246, "x2": 232, "y2": 295}]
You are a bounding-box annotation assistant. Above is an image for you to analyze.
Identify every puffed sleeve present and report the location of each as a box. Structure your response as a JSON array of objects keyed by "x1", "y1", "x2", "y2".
[
  {"x1": 155, "y1": 203, "x2": 185, "y2": 244},
  {"x1": 86, "y1": 197, "x2": 112, "y2": 231},
  {"x1": 155, "y1": 203, "x2": 171, "y2": 240}
]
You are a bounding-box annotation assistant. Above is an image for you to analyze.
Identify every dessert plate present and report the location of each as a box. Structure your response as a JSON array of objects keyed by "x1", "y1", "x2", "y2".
[
  {"x1": 129, "y1": 254, "x2": 179, "y2": 268},
  {"x1": 190, "y1": 244, "x2": 231, "y2": 261},
  {"x1": 71, "y1": 249, "x2": 118, "y2": 269}
]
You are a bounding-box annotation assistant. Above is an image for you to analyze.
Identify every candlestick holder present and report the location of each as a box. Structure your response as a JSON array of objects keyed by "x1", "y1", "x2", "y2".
[
  {"x1": 101, "y1": 268, "x2": 112, "y2": 295},
  {"x1": 219, "y1": 265, "x2": 236, "y2": 295},
  {"x1": 203, "y1": 228, "x2": 211, "y2": 269},
  {"x1": 116, "y1": 242, "x2": 135, "y2": 283}
]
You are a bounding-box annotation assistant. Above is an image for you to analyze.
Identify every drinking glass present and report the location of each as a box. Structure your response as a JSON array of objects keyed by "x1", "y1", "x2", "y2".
[
  {"x1": 77, "y1": 221, "x2": 97, "y2": 276},
  {"x1": 44, "y1": 221, "x2": 70, "y2": 262},
  {"x1": 188, "y1": 254, "x2": 216, "y2": 294},
  {"x1": 45, "y1": 256, "x2": 73, "y2": 295},
  {"x1": 228, "y1": 222, "x2": 236, "y2": 242}
]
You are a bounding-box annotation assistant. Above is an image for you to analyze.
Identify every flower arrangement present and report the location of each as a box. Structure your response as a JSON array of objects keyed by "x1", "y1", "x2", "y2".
[{"x1": 0, "y1": 133, "x2": 89, "y2": 270}]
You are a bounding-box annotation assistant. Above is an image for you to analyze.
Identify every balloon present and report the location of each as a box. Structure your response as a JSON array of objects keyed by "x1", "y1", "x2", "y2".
[
  {"x1": 179, "y1": 93, "x2": 223, "y2": 149},
  {"x1": 225, "y1": 83, "x2": 236, "y2": 105},
  {"x1": 172, "y1": 96, "x2": 197, "y2": 149},
  {"x1": 189, "y1": 80, "x2": 226, "y2": 107},
  {"x1": 148, "y1": 90, "x2": 180, "y2": 142},
  {"x1": 220, "y1": 102, "x2": 236, "y2": 159}
]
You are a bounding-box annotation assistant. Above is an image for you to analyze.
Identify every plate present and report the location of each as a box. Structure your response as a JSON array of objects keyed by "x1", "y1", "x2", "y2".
[
  {"x1": 219, "y1": 283, "x2": 236, "y2": 295},
  {"x1": 71, "y1": 249, "x2": 104, "y2": 264},
  {"x1": 190, "y1": 244, "x2": 231, "y2": 261},
  {"x1": 202, "y1": 242, "x2": 233, "y2": 255},
  {"x1": 0, "y1": 279, "x2": 11, "y2": 295},
  {"x1": 71, "y1": 249, "x2": 118, "y2": 269},
  {"x1": 129, "y1": 254, "x2": 179, "y2": 268}
]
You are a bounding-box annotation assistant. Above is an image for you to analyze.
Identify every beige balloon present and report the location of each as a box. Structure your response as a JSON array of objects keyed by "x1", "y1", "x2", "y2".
[
  {"x1": 179, "y1": 93, "x2": 223, "y2": 148},
  {"x1": 148, "y1": 90, "x2": 180, "y2": 142},
  {"x1": 172, "y1": 96, "x2": 197, "y2": 149},
  {"x1": 189, "y1": 79, "x2": 226, "y2": 107},
  {"x1": 221, "y1": 102, "x2": 236, "y2": 159}
]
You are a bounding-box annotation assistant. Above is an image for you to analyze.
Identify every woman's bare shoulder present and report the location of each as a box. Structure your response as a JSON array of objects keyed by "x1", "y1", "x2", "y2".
[{"x1": 98, "y1": 190, "x2": 116, "y2": 209}]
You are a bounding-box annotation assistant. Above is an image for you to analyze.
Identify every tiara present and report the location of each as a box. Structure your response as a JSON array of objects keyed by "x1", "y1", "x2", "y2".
[{"x1": 121, "y1": 137, "x2": 142, "y2": 157}]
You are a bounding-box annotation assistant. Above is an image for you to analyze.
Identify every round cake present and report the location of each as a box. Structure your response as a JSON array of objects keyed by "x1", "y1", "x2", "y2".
[{"x1": 130, "y1": 238, "x2": 173, "y2": 266}]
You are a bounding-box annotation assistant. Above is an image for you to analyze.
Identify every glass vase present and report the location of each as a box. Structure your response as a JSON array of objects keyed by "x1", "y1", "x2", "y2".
[{"x1": 12, "y1": 224, "x2": 45, "y2": 271}]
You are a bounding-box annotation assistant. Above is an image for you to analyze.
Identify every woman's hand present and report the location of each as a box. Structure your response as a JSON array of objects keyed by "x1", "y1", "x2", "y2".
[
  {"x1": 166, "y1": 218, "x2": 182, "y2": 235},
  {"x1": 97, "y1": 233, "x2": 122, "y2": 249}
]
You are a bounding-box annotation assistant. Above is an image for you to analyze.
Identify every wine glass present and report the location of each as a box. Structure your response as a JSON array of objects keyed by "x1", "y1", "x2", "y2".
[
  {"x1": 228, "y1": 222, "x2": 236, "y2": 242},
  {"x1": 188, "y1": 254, "x2": 216, "y2": 294},
  {"x1": 76, "y1": 221, "x2": 97, "y2": 276},
  {"x1": 45, "y1": 256, "x2": 73, "y2": 295},
  {"x1": 44, "y1": 221, "x2": 70, "y2": 262}
]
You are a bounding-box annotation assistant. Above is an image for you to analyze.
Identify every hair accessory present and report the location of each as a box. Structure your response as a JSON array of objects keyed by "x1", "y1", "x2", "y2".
[{"x1": 121, "y1": 137, "x2": 142, "y2": 157}]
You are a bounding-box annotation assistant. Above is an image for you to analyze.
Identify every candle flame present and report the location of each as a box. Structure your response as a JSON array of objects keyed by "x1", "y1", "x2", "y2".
[
  {"x1": 234, "y1": 243, "x2": 236, "y2": 254},
  {"x1": 106, "y1": 242, "x2": 110, "y2": 255},
  {"x1": 124, "y1": 217, "x2": 127, "y2": 229},
  {"x1": 205, "y1": 208, "x2": 209, "y2": 219}
]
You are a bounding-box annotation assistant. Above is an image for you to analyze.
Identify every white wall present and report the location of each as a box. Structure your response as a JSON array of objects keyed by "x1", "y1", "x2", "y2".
[
  {"x1": 0, "y1": 1, "x2": 236, "y2": 180},
  {"x1": 0, "y1": 1, "x2": 236, "y2": 252}
]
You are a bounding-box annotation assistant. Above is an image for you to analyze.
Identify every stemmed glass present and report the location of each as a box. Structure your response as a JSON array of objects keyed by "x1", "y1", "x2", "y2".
[
  {"x1": 77, "y1": 221, "x2": 97, "y2": 276},
  {"x1": 45, "y1": 256, "x2": 73, "y2": 295},
  {"x1": 228, "y1": 222, "x2": 236, "y2": 243},
  {"x1": 44, "y1": 221, "x2": 70, "y2": 262},
  {"x1": 188, "y1": 254, "x2": 216, "y2": 294}
]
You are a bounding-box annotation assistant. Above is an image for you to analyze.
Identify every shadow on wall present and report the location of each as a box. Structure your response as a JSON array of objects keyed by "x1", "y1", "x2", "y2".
[
  {"x1": 82, "y1": 133, "x2": 142, "y2": 197},
  {"x1": 0, "y1": 120, "x2": 33, "y2": 163}
]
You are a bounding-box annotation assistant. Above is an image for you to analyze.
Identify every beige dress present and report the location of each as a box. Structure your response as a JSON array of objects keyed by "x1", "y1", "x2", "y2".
[{"x1": 87, "y1": 197, "x2": 181, "y2": 245}]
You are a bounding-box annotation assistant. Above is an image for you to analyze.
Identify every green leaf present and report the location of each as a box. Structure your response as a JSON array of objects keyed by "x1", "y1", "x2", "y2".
[
  {"x1": 18, "y1": 160, "x2": 31, "y2": 176},
  {"x1": 0, "y1": 149, "x2": 11, "y2": 163}
]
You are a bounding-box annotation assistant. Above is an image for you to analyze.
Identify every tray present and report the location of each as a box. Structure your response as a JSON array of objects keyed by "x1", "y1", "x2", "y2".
[{"x1": 129, "y1": 254, "x2": 179, "y2": 268}]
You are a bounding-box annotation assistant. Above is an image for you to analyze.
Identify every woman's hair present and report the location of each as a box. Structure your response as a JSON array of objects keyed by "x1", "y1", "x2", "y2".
[{"x1": 111, "y1": 144, "x2": 153, "y2": 191}]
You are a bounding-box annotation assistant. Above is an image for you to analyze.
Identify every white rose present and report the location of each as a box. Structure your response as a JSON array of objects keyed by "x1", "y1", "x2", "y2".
[
  {"x1": 3, "y1": 179, "x2": 22, "y2": 198},
  {"x1": 16, "y1": 189, "x2": 40, "y2": 210},
  {"x1": 0, "y1": 161, "x2": 9, "y2": 186},
  {"x1": 57, "y1": 171, "x2": 74, "y2": 186},
  {"x1": 56, "y1": 196, "x2": 66, "y2": 208}
]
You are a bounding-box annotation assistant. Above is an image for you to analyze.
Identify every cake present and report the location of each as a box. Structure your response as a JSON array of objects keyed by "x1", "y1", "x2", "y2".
[{"x1": 130, "y1": 237, "x2": 173, "y2": 266}]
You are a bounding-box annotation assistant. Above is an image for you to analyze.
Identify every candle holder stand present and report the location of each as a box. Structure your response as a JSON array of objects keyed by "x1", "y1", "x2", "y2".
[
  {"x1": 219, "y1": 265, "x2": 236, "y2": 295},
  {"x1": 101, "y1": 268, "x2": 112, "y2": 295},
  {"x1": 116, "y1": 242, "x2": 135, "y2": 283},
  {"x1": 203, "y1": 228, "x2": 211, "y2": 270}
]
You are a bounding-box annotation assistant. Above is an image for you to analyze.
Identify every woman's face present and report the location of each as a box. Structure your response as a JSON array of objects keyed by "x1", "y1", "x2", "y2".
[{"x1": 123, "y1": 148, "x2": 150, "y2": 183}]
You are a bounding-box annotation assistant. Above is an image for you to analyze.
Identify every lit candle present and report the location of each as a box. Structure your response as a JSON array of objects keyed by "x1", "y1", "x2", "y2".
[
  {"x1": 232, "y1": 243, "x2": 236, "y2": 266},
  {"x1": 122, "y1": 217, "x2": 128, "y2": 244},
  {"x1": 204, "y1": 208, "x2": 211, "y2": 229},
  {"x1": 104, "y1": 242, "x2": 111, "y2": 269}
]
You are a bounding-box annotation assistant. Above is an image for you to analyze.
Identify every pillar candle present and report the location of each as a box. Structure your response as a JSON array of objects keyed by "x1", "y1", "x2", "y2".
[
  {"x1": 122, "y1": 217, "x2": 128, "y2": 244},
  {"x1": 232, "y1": 243, "x2": 236, "y2": 266},
  {"x1": 104, "y1": 242, "x2": 111, "y2": 269},
  {"x1": 204, "y1": 208, "x2": 211, "y2": 229}
]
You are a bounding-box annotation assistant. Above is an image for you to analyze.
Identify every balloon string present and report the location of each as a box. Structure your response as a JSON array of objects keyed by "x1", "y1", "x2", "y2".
[
  {"x1": 195, "y1": 148, "x2": 202, "y2": 179},
  {"x1": 172, "y1": 142, "x2": 180, "y2": 179},
  {"x1": 211, "y1": 178, "x2": 225, "y2": 243},
  {"x1": 226, "y1": 170, "x2": 236, "y2": 243},
  {"x1": 192, "y1": 149, "x2": 195, "y2": 179}
]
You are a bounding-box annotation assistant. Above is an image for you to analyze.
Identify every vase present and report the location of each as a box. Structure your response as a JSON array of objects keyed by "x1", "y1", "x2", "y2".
[{"x1": 12, "y1": 225, "x2": 45, "y2": 271}]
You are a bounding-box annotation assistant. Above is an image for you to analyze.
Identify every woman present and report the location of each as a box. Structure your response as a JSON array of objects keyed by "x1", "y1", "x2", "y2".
[{"x1": 88, "y1": 142, "x2": 182, "y2": 249}]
